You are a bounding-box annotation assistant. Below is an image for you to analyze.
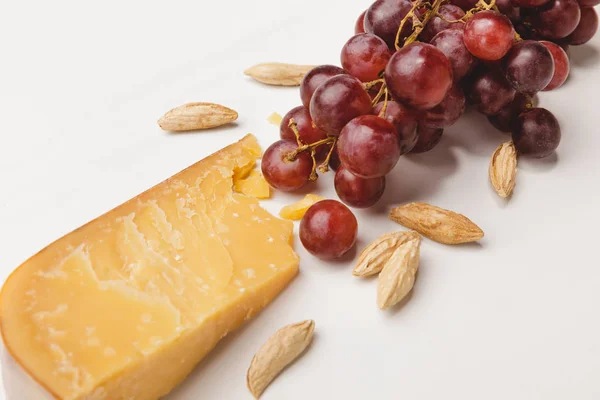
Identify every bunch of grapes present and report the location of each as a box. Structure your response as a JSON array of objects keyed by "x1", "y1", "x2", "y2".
[{"x1": 262, "y1": 0, "x2": 598, "y2": 259}]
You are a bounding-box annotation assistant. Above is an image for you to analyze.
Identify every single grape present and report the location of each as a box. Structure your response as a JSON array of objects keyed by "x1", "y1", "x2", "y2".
[
  {"x1": 300, "y1": 200, "x2": 358, "y2": 260},
  {"x1": 334, "y1": 166, "x2": 386, "y2": 208},
  {"x1": 300, "y1": 65, "x2": 346, "y2": 108},
  {"x1": 512, "y1": 108, "x2": 561, "y2": 158},
  {"x1": 568, "y1": 7, "x2": 598, "y2": 45},
  {"x1": 385, "y1": 42, "x2": 453, "y2": 110},
  {"x1": 504, "y1": 40, "x2": 555, "y2": 94},
  {"x1": 430, "y1": 29, "x2": 476, "y2": 81},
  {"x1": 540, "y1": 41, "x2": 570, "y2": 90},
  {"x1": 310, "y1": 74, "x2": 372, "y2": 135},
  {"x1": 530, "y1": 0, "x2": 581, "y2": 39},
  {"x1": 355, "y1": 10, "x2": 367, "y2": 34},
  {"x1": 496, "y1": 0, "x2": 522, "y2": 22},
  {"x1": 422, "y1": 85, "x2": 466, "y2": 128},
  {"x1": 464, "y1": 11, "x2": 515, "y2": 60},
  {"x1": 364, "y1": 0, "x2": 414, "y2": 48},
  {"x1": 337, "y1": 115, "x2": 401, "y2": 178},
  {"x1": 410, "y1": 125, "x2": 444, "y2": 153},
  {"x1": 450, "y1": 0, "x2": 478, "y2": 10},
  {"x1": 487, "y1": 93, "x2": 532, "y2": 132},
  {"x1": 329, "y1": 145, "x2": 342, "y2": 171},
  {"x1": 420, "y1": 5, "x2": 466, "y2": 43},
  {"x1": 341, "y1": 33, "x2": 392, "y2": 82},
  {"x1": 280, "y1": 106, "x2": 329, "y2": 160},
  {"x1": 512, "y1": 0, "x2": 550, "y2": 7},
  {"x1": 261, "y1": 140, "x2": 313, "y2": 191},
  {"x1": 577, "y1": 0, "x2": 600, "y2": 7},
  {"x1": 467, "y1": 69, "x2": 516, "y2": 115},
  {"x1": 373, "y1": 100, "x2": 420, "y2": 154}
]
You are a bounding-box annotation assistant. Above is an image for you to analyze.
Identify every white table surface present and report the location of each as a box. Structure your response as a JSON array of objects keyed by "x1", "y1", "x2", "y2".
[{"x1": 1, "y1": 1, "x2": 599, "y2": 399}]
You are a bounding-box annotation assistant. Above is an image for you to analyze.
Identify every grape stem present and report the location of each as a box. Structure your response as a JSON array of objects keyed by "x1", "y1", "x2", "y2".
[
  {"x1": 363, "y1": 79, "x2": 385, "y2": 91},
  {"x1": 378, "y1": 87, "x2": 390, "y2": 118},
  {"x1": 317, "y1": 137, "x2": 338, "y2": 173}
]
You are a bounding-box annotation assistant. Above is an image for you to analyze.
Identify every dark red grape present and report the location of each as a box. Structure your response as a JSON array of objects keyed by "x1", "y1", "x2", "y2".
[
  {"x1": 540, "y1": 41, "x2": 570, "y2": 90},
  {"x1": 512, "y1": 0, "x2": 551, "y2": 7},
  {"x1": 337, "y1": 115, "x2": 401, "y2": 178},
  {"x1": 430, "y1": 29, "x2": 476, "y2": 81},
  {"x1": 420, "y1": 5, "x2": 466, "y2": 43},
  {"x1": 530, "y1": 0, "x2": 581, "y2": 39},
  {"x1": 300, "y1": 200, "x2": 358, "y2": 260},
  {"x1": 568, "y1": 7, "x2": 598, "y2": 45},
  {"x1": 261, "y1": 140, "x2": 313, "y2": 191},
  {"x1": 496, "y1": 0, "x2": 522, "y2": 22},
  {"x1": 467, "y1": 69, "x2": 516, "y2": 115},
  {"x1": 364, "y1": 0, "x2": 414, "y2": 48},
  {"x1": 329, "y1": 146, "x2": 342, "y2": 171},
  {"x1": 300, "y1": 65, "x2": 346, "y2": 108},
  {"x1": 512, "y1": 108, "x2": 561, "y2": 158},
  {"x1": 373, "y1": 100, "x2": 419, "y2": 154},
  {"x1": 310, "y1": 74, "x2": 372, "y2": 135},
  {"x1": 334, "y1": 166, "x2": 386, "y2": 208},
  {"x1": 280, "y1": 106, "x2": 328, "y2": 160},
  {"x1": 385, "y1": 42, "x2": 453, "y2": 110},
  {"x1": 464, "y1": 11, "x2": 515, "y2": 60},
  {"x1": 422, "y1": 85, "x2": 466, "y2": 128},
  {"x1": 487, "y1": 93, "x2": 532, "y2": 132},
  {"x1": 410, "y1": 125, "x2": 444, "y2": 153},
  {"x1": 355, "y1": 10, "x2": 367, "y2": 34},
  {"x1": 504, "y1": 40, "x2": 555, "y2": 94},
  {"x1": 341, "y1": 33, "x2": 392, "y2": 82},
  {"x1": 450, "y1": 0, "x2": 478, "y2": 11},
  {"x1": 577, "y1": 0, "x2": 600, "y2": 7}
]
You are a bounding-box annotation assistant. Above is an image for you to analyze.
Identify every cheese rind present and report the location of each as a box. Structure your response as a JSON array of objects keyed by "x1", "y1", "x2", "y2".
[{"x1": 0, "y1": 135, "x2": 299, "y2": 400}]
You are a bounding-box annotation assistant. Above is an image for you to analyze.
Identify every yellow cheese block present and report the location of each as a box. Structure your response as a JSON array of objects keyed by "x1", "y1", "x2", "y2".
[
  {"x1": 279, "y1": 194, "x2": 325, "y2": 221},
  {"x1": 234, "y1": 170, "x2": 271, "y2": 199},
  {"x1": 0, "y1": 134, "x2": 299, "y2": 400}
]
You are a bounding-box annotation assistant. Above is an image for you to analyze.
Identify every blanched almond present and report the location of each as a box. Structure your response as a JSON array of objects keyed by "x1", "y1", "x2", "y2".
[
  {"x1": 158, "y1": 102, "x2": 238, "y2": 131},
  {"x1": 245, "y1": 63, "x2": 316, "y2": 86}
]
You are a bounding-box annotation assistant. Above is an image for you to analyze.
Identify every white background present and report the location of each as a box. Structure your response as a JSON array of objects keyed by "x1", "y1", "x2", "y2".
[{"x1": 1, "y1": 1, "x2": 599, "y2": 399}]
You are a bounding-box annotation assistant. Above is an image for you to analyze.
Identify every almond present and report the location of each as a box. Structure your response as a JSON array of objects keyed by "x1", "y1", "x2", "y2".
[
  {"x1": 389, "y1": 202, "x2": 484, "y2": 245},
  {"x1": 244, "y1": 63, "x2": 316, "y2": 86},
  {"x1": 158, "y1": 102, "x2": 238, "y2": 131},
  {"x1": 353, "y1": 231, "x2": 421, "y2": 277},
  {"x1": 377, "y1": 235, "x2": 421, "y2": 310},
  {"x1": 489, "y1": 141, "x2": 517, "y2": 198},
  {"x1": 247, "y1": 320, "x2": 315, "y2": 399}
]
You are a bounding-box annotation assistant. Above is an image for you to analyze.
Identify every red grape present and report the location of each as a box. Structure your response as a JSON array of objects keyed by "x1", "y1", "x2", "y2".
[
  {"x1": 504, "y1": 40, "x2": 555, "y2": 94},
  {"x1": 450, "y1": 0, "x2": 479, "y2": 11},
  {"x1": 530, "y1": 0, "x2": 581, "y2": 39},
  {"x1": 329, "y1": 146, "x2": 342, "y2": 171},
  {"x1": 341, "y1": 33, "x2": 392, "y2": 82},
  {"x1": 261, "y1": 140, "x2": 313, "y2": 191},
  {"x1": 467, "y1": 69, "x2": 516, "y2": 115},
  {"x1": 464, "y1": 11, "x2": 515, "y2": 60},
  {"x1": 385, "y1": 42, "x2": 453, "y2": 110},
  {"x1": 577, "y1": 0, "x2": 600, "y2": 7},
  {"x1": 568, "y1": 7, "x2": 598, "y2": 45},
  {"x1": 410, "y1": 125, "x2": 444, "y2": 153},
  {"x1": 496, "y1": 0, "x2": 522, "y2": 21},
  {"x1": 334, "y1": 166, "x2": 386, "y2": 208},
  {"x1": 310, "y1": 74, "x2": 372, "y2": 135},
  {"x1": 355, "y1": 10, "x2": 367, "y2": 34},
  {"x1": 420, "y1": 5, "x2": 466, "y2": 43},
  {"x1": 422, "y1": 85, "x2": 466, "y2": 128},
  {"x1": 540, "y1": 41, "x2": 570, "y2": 90},
  {"x1": 280, "y1": 106, "x2": 328, "y2": 160},
  {"x1": 337, "y1": 115, "x2": 401, "y2": 178},
  {"x1": 430, "y1": 29, "x2": 476, "y2": 82},
  {"x1": 365, "y1": 0, "x2": 414, "y2": 49},
  {"x1": 487, "y1": 93, "x2": 532, "y2": 132},
  {"x1": 300, "y1": 200, "x2": 358, "y2": 260},
  {"x1": 512, "y1": 0, "x2": 551, "y2": 7},
  {"x1": 373, "y1": 100, "x2": 419, "y2": 154},
  {"x1": 512, "y1": 108, "x2": 561, "y2": 158},
  {"x1": 300, "y1": 65, "x2": 346, "y2": 108}
]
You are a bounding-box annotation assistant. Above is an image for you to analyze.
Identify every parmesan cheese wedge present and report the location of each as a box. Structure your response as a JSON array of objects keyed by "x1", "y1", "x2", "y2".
[{"x1": 0, "y1": 134, "x2": 299, "y2": 400}]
